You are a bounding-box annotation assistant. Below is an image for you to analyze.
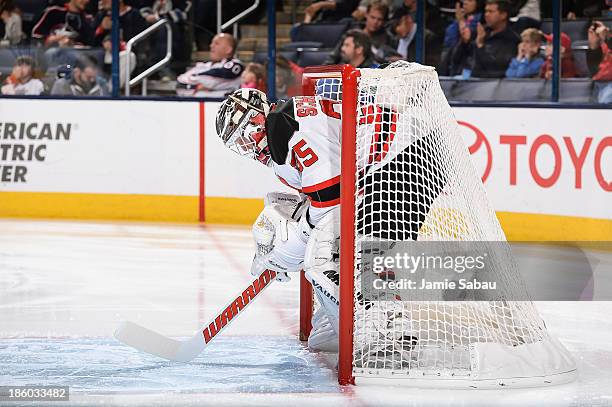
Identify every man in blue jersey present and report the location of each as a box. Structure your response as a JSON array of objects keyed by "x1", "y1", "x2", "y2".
[{"x1": 176, "y1": 33, "x2": 244, "y2": 98}]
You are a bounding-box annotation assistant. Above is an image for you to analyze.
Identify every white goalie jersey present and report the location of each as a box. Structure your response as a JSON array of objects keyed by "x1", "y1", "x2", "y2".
[{"x1": 267, "y1": 95, "x2": 343, "y2": 224}]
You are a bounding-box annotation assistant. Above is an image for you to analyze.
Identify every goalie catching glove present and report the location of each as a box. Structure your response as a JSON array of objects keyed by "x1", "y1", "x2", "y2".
[{"x1": 251, "y1": 193, "x2": 311, "y2": 281}]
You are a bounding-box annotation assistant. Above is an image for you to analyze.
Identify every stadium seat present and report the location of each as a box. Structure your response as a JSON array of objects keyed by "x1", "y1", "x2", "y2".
[
  {"x1": 291, "y1": 22, "x2": 350, "y2": 48},
  {"x1": 297, "y1": 50, "x2": 332, "y2": 68},
  {"x1": 252, "y1": 50, "x2": 298, "y2": 64},
  {"x1": 494, "y1": 78, "x2": 545, "y2": 102},
  {"x1": 449, "y1": 78, "x2": 500, "y2": 102},
  {"x1": 0, "y1": 49, "x2": 17, "y2": 75},
  {"x1": 438, "y1": 76, "x2": 456, "y2": 98},
  {"x1": 280, "y1": 42, "x2": 324, "y2": 51},
  {"x1": 542, "y1": 78, "x2": 594, "y2": 103},
  {"x1": 572, "y1": 47, "x2": 590, "y2": 78},
  {"x1": 592, "y1": 81, "x2": 612, "y2": 103},
  {"x1": 540, "y1": 19, "x2": 591, "y2": 42}
]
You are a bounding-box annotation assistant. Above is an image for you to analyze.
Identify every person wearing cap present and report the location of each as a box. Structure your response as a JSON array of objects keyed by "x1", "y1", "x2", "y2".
[
  {"x1": 540, "y1": 32, "x2": 576, "y2": 79},
  {"x1": 50, "y1": 55, "x2": 110, "y2": 96},
  {"x1": 1, "y1": 56, "x2": 44, "y2": 95}
]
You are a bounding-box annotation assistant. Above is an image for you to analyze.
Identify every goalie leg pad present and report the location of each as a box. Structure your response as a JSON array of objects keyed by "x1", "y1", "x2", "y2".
[
  {"x1": 304, "y1": 207, "x2": 340, "y2": 279},
  {"x1": 308, "y1": 307, "x2": 339, "y2": 352},
  {"x1": 304, "y1": 207, "x2": 341, "y2": 351}
]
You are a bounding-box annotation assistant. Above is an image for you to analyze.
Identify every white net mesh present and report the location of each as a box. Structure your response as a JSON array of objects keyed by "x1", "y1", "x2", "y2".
[{"x1": 312, "y1": 64, "x2": 575, "y2": 384}]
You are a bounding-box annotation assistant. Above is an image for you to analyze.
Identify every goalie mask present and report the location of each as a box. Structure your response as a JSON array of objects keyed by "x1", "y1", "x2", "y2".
[{"x1": 216, "y1": 88, "x2": 272, "y2": 166}]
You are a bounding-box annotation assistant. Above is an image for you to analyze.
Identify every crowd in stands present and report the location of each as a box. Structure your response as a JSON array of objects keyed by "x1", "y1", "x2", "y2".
[{"x1": 0, "y1": 0, "x2": 609, "y2": 100}]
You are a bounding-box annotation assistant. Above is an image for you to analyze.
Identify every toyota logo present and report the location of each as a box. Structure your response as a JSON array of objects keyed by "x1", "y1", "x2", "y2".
[{"x1": 458, "y1": 121, "x2": 493, "y2": 183}]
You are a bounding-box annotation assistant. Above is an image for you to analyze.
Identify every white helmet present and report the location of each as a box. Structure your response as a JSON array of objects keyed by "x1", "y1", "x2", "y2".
[{"x1": 216, "y1": 88, "x2": 272, "y2": 166}]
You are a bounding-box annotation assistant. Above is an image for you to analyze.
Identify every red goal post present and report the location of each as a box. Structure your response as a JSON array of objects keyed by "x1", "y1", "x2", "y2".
[{"x1": 299, "y1": 65, "x2": 360, "y2": 385}]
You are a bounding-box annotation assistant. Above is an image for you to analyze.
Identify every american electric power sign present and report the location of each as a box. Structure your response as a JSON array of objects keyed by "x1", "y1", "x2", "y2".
[
  {"x1": 0, "y1": 99, "x2": 199, "y2": 197},
  {"x1": 0, "y1": 121, "x2": 72, "y2": 183}
]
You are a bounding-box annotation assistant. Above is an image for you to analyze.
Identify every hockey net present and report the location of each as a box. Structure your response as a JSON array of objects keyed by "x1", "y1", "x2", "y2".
[{"x1": 300, "y1": 64, "x2": 576, "y2": 387}]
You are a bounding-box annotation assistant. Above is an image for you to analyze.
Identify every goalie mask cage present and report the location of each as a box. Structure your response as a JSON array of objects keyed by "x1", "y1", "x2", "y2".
[{"x1": 298, "y1": 64, "x2": 577, "y2": 388}]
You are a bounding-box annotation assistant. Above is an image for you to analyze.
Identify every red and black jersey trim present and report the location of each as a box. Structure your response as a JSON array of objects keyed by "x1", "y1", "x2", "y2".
[
  {"x1": 277, "y1": 175, "x2": 302, "y2": 192},
  {"x1": 303, "y1": 176, "x2": 340, "y2": 208}
]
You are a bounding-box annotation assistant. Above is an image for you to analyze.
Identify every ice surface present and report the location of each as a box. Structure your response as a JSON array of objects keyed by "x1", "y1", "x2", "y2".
[
  {"x1": 1, "y1": 336, "x2": 338, "y2": 393},
  {"x1": 1, "y1": 220, "x2": 611, "y2": 406}
]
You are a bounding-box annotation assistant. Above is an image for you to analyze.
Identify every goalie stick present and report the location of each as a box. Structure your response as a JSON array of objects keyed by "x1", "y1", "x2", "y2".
[{"x1": 114, "y1": 269, "x2": 277, "y2": 362}]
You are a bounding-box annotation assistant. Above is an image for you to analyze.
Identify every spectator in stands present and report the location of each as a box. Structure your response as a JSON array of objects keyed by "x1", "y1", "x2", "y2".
[
  {"x1": 176, "y1": 33, "x2": 243, "y2": 97},
  {"x1": 540, "y1": 32, "x2": 576, "y2": 79},
  {"x1": 240, "y1": 62, "x2": 267, "y2": 93},
  {"x1": 513, "y1": 0, "x2": 540, "y2": 21},
  {"x1": 587, "y1": 21, "x2": 612, "y2": 79},
  {"x1": 444, "y1": 0, "x2": 483, "y2": 50},
  {"x1": 140, "y1": 0, "x2": 191, "y2": 77},
  {"x1": 391, "y1": 0, "x2": 445, "y2": 42},
  {"x1": 51, "y1": 55, "x2": 109, "y2": 96},
  {"x1": 509, "y1": 0, "x2": 541, "y2": 37},
  {"x1": 339, "y1": 29, "x2": 376, "y2": 67},
  {"x1": 505, "y1": 27, "x2": 544, "y2": 77},
  {"x1": 303, "y1": 0, "x2": 360, "y2": 23},
  {"x1": 94, "y1": 0, "x2": 145, "y2": 46},
  {"x1": 438, "y1": 0, "x2": 482, "y2": 74},
  {"x1": 352, "y1": 0, "x2": 392, "y2": 21},
  {"x1": 363, "y1": 2, "x2": 391, "y2": 49},
  {"x1": 32, "y1": 0, "x2": 95, "y2": 46},
  {"x1": 325, "y1": 2, "x2": 390, "y2": 63},
  {"x1": 587, "y1": 20, "x2": 611, "y2": 102},
  {"x1": 453, "y1": 0, "x2": 519, "y2": 78},
  {"x1": 1, "y1": 56, "x2": 44, "y2": 95},
  {"x1": 387, "y1": 8, "x2": 440, "y2": 67},
  {"x1": 0, "y1": 0, "x2": 24, "y2": 46}
]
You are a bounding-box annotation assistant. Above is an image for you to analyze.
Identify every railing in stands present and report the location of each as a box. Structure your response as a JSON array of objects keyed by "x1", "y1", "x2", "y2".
[
  {"x1": 125, "y1": 19, "x2": 173, "y2": 96},
  {"x1": 217, "y1": 0, "x2": 260, "y2": 39}
]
